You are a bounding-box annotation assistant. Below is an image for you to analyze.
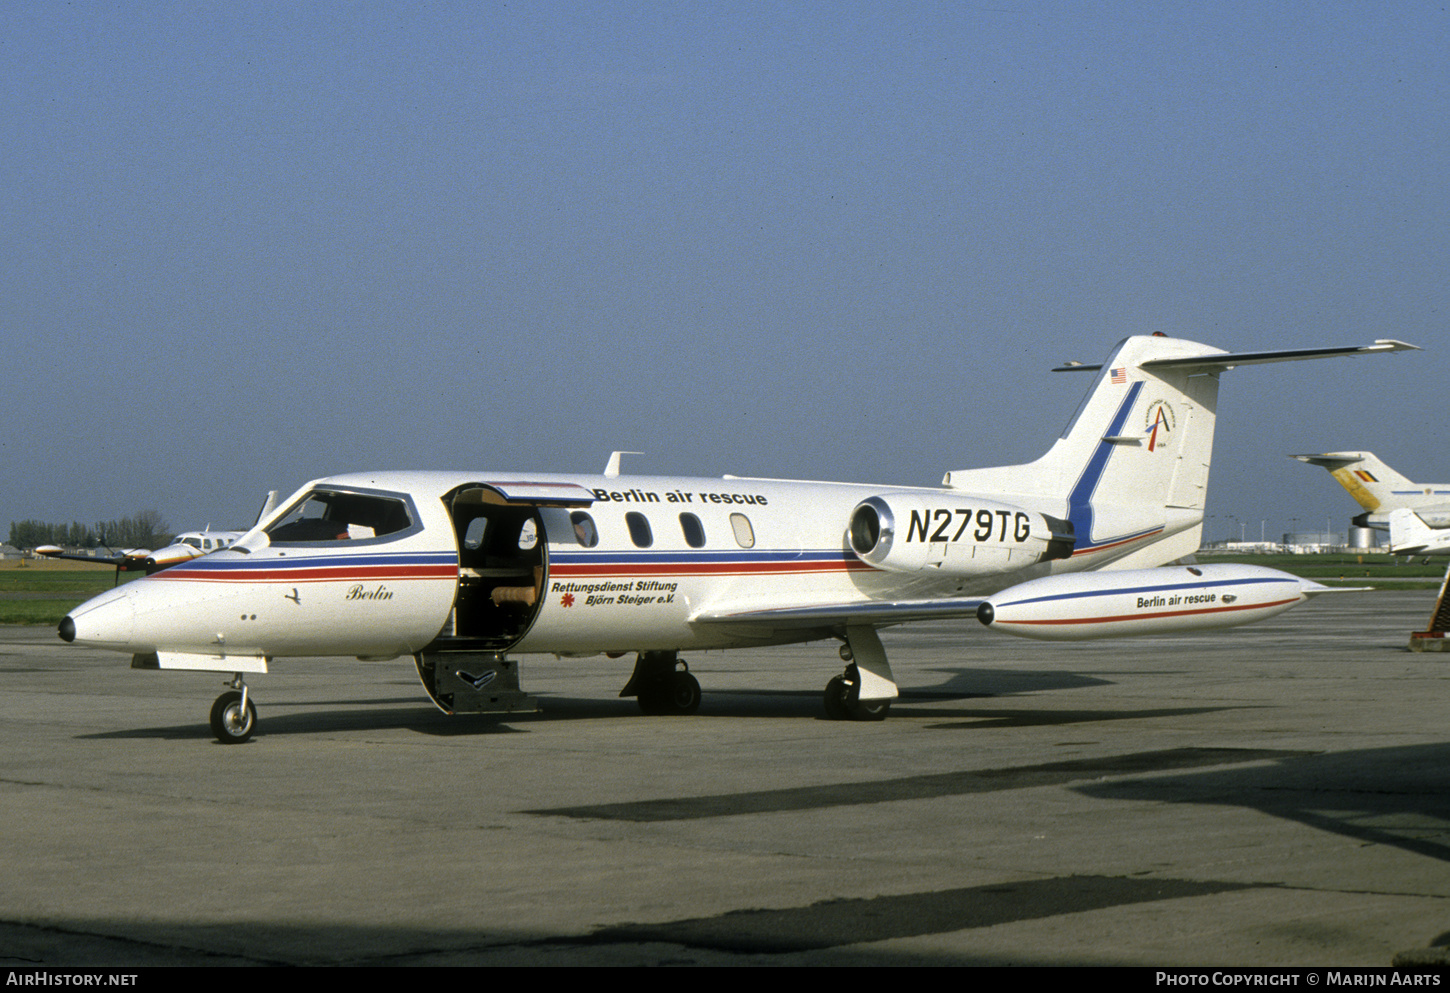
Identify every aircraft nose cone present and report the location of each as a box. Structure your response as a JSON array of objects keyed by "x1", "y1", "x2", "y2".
[
  {"x1": 63, "y1": 586, "x2": 137, "y2": 650},
  {"x1": 976, "y1": 601, "x2": 995, "y2": 627}
]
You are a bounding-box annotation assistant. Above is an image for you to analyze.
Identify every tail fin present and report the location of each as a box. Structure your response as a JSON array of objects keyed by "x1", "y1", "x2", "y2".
[
  {"x1": 943, "y1": 336, "x2": 1417, "y2": 569},
  {"x1": 1291, "y1": 451, "x2": 1423, "y2": 521},
  {"x1": 945, "y1": 335, "x2": 1225, "y2": 566}
]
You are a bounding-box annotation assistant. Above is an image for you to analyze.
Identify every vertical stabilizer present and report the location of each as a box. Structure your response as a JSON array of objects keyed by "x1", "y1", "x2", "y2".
[
  {"x1": 944, "y1": 335, "x2": 1226, "y2": 567},
  {"x1": 1290, "y1": 452, "x2": 1429, "y2": 521},
  {"x1": 942, "y1": 335, "x2": 1415, "y2": 570}
]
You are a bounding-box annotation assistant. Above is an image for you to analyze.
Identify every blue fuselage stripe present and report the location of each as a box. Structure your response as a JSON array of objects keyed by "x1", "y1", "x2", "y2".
[{"x1": 1067, "y1": 382, "x2": 1142, "y2": 551}]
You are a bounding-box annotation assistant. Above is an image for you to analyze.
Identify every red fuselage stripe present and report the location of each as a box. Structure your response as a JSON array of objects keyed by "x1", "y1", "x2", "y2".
[
  {"x1": 156, "y1": 566, "x2": 459, "y2": 583},
  {"x1": 550, "y1": 562, "x2": 872, "y2": 577}
]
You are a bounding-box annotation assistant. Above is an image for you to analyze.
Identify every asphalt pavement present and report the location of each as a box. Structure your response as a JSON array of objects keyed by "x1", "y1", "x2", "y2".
[{"x1": 2, "y1": 589, "x2": 1448, "y2": 966}]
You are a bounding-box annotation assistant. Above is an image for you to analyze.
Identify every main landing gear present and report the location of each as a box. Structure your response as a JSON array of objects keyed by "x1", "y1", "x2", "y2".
[
  {"x1": 620, "y1": 628, "x2": 899, "y2": 722},
  {"x1": 821, "y1": 626, "x2": 897, "y2": 722},
  {"x1": 822, "y1": 667, "x2": 891, "y2": 721},
  {"x1": 621, "y1": 651, "x2": 701, "y2": 715},
  {"x1": 209, "y1": 675, "x2": 257, "y2": 744}
]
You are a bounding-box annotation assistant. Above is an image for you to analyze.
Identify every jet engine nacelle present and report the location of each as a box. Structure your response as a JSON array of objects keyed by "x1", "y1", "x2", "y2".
[
  {"x1": 976, "y1": 564, "x2": 1326, "y2": 640},
  {"x1": 848, "y1": 494, "x2": 1073, "y2": 577}
]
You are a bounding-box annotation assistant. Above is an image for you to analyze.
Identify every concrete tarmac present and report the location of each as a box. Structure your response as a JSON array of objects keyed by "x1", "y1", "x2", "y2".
[{"x1": 3, "y1": 589, "x2": 1450, "y2": 966}]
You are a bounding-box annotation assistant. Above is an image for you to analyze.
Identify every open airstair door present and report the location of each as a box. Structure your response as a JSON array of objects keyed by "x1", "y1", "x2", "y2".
[
  {"x1": 414, "y1": 480, "x2": 596, "y2": 717},
  {"x1": 443, "y1": 481, "x2": 595, "y2": 650}
]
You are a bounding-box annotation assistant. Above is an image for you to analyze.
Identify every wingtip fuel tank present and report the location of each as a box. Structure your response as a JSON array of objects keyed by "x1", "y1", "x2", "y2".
[{"x1": 977, "y1": 564, "x2": 1329, "y2": 640}]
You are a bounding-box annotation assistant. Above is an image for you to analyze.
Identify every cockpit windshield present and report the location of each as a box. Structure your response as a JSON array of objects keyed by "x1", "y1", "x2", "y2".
[{"x1": 264, "y1": 489, "x2": 414, "y2": 544}]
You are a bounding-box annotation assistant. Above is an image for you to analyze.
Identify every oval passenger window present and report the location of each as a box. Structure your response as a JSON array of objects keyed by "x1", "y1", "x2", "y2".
[
  {"x1": 626, "y1": 512, "x2": 653, "y2": 548},
  {"x1": 570, "y1": 512, "x2": 599, "y2": 548},
  {"x1": 679, "y1": 513, "x2": 706, "y2": 548}
]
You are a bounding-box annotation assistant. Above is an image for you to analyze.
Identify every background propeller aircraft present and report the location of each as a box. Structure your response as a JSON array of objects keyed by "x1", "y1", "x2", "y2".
[
  {"x1": 59, "y1": 334, "x2": 1416, "y2": 743},
  {"x1": 37, "y1": 529, "x2": 245, "y2": 581}
]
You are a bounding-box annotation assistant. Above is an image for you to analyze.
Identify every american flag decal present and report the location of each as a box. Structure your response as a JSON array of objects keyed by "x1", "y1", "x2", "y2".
[{"x1": 1110, "y1": 367, "x2": 1127, "y2": 384}]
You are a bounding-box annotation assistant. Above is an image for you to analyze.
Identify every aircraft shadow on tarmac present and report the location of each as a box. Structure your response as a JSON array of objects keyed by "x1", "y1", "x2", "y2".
[
  {"x1": 0, "y1": 878, "x2": 1256, "y2": 966},
  {"x1": 13, "y1": 748, "x2": 1364, "y2": 965},
  {"x1": 74, "y1": 686, "x2": 1233, "y2": 741},
  {"x1": 75, "y1": 699, "x2": 524, "y2": 740},
  {"x1": 1078, "y1": 742, "x2": 1450, "y2": 865},
  {"x1": 914, "y1": 664, "x2": 1111, "y2": 696}
]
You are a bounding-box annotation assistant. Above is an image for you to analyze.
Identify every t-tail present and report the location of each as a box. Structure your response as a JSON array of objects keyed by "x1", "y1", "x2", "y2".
[
  {"x1": 944, "y1": 335, "x2": 1418, "y2": 570},
  {"x1": 1291, "y1": 451, "x2": 1450, "y2": 530}
]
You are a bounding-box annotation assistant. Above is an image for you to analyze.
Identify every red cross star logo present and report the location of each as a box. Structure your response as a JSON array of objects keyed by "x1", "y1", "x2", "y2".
[{"x1": 561, "y1": 593, "x2": 575, "y2": 607}]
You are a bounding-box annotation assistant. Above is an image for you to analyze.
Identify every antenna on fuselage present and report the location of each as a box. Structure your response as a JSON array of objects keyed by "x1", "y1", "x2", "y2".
[
  {"x1": 253, "y1": 491, "x2": 280, "y2": 526},
  {"x1": 604, "y1": 452, "x2": 643, "y2": 477}
]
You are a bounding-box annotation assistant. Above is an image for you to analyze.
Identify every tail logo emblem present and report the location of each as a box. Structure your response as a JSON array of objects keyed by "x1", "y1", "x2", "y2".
[{"x1": 1145, "y1": 400, "x2": 1175, "y2": 452}]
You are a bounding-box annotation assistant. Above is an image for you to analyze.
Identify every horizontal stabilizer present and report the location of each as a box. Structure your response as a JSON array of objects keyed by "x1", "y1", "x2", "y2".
[
  {"x1": 1290, "y1": 453, "x2": 1367, "y2": 471},
  {"x1": 1054, "y1": 339, "x2": 1417, "y2": 373}
]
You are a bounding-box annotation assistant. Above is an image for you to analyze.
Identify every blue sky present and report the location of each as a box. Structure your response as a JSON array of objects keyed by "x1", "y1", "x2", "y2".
[{"x1": 2, "y1": 1, "x2": 1444, "y2": 542}]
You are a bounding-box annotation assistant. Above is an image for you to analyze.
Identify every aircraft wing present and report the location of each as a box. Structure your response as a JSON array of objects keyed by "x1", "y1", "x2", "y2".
[
  {"x1": 34, "y1": 547, "x2": 149, "y2": 571},
  {"x1": 693, "y1": 596, "x2": 987, "y2": 629},
  {"x1": 1054, "y1": 339, "x2": 1418, "y2": 373}
]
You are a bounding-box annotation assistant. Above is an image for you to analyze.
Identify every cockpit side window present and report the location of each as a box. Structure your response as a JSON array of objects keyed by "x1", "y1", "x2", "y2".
[{"x1": 265, "y1": 490, "x2": 414, "y2": 544}]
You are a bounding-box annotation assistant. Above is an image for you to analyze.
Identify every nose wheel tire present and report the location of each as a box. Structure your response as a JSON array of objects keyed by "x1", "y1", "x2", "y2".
[{"x1": 209, "y1": 691, "x2": 257, "y2": 744}]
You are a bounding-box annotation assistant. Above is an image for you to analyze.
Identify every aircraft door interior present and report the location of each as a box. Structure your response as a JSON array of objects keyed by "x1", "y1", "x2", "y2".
[{"x1": 446, "y1": 487, "x2": 547, "y2": 649}]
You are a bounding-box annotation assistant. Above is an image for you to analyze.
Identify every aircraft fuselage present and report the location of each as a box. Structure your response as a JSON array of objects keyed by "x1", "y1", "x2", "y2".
[{"x1": 63, "y1": 470, "x2": 1109, "y2": 665}]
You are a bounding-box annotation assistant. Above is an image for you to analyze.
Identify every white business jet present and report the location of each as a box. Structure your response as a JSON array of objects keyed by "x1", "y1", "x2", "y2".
[
  {"x1": 59, "y1": 334, "x2": 1416, "y2": 742},
  {"x1": 1292, "y1": 451, "x2": 1450, "y2": 555}
]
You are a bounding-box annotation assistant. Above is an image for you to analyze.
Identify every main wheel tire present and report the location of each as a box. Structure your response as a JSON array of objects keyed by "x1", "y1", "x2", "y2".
[
  {"x1": 823, "y1": 675, "x2": 851, "y2": 720},
  {"x1": 637, "y1": 683, "x2": 666, "y2": 715},
  {"x1": 823, "y1": 674, "x2": 891, "y2": 721},
  {"x1": 209, "y1": 691, "x2": 257, "y2": 744},
  {"x1": 848, "y1": 696, "x2": 891, "y2": 721},
  {"x1": 638, "y1": 672, "x2": 701, "y2": 715},
  {"x1": 665, "y1": 671, "x2": 701, "y2": 715}
]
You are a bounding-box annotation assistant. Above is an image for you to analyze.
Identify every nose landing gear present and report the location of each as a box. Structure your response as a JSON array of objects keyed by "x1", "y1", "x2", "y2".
[{"x1": 210, "y1": 675, "x2": 257, "y2": 744}]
